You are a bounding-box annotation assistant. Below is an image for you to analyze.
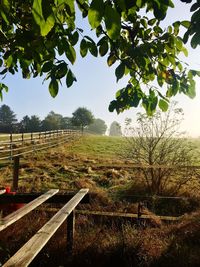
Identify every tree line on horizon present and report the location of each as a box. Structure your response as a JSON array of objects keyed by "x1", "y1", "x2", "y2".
[{"x1": 0, "y1": 104, "x2": 122, "y2": 136}]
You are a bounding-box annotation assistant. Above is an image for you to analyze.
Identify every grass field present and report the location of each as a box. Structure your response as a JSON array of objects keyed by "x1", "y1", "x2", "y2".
[{"x1": 1, "y1": 135, "x2": 200, "y2": 267}]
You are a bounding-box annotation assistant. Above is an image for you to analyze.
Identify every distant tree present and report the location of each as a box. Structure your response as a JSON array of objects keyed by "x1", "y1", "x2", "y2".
[
  {"x1": 20, "y1": 115, "x2": 41, "y2": 132},
  {"x1": 60, "y1": 117, "x2": 72, "y2": 129},
  {"x1": 109, "y1": 121, "x2": 122, "y2": 136},
  {"x1": 41, "y1": 111, "x2": 63, "y2": 131},
  {"x1": 29, "y1": 115, "x2": 41, "y2": 132},
  {"x1": 88, "y1": 118, "x2": 107, "y2": 135},
  {"x1": 0, "y1": 104, "x2": 17, "y2": 133},
  {"x1": 124, "y1": 103, "x2": 198, "y2": 195},
  {"x1": 20, "y1": 115, "x2": 31, "y2": 133},
  {"x1": 71, "y1": 107, "x2": 94, "y2": 132}
]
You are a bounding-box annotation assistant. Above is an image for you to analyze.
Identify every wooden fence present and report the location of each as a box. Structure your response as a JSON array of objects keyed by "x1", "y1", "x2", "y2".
[
  {"x1": 0, "y1": 129, "x2": 81, "y2": 161},
  {"x1": 0, "y1": 188, "x2": 89, "y2": 267}
]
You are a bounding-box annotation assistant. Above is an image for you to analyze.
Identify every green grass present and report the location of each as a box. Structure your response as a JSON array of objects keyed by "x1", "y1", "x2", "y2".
[{"x1": 69, "y1": 135, "x2": 125, "y2": 159}]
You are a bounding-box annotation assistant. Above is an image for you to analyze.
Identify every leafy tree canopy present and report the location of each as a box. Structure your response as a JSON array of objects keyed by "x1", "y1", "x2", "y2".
[
  {"x1": 109, "y1": 121, "x2": 122, "y2": 136},
  {"x1": 41, "y1": 111, "x2": 63, "y2": 130},
  {"x1": 20, "y1": 115, "x2": 41, "y2": 132},
  {"x1": 71, "y1": 107, "x2": 94, "y2": 131},
  {"x1": 0, "y1": 104, "x2": 17, "y2": 132},
  {"x1": 0, "y1": 0, "x2": 200, "y2": 115},
  {"x1": 87, "y1": 118, "x2": 107, "y2": 134}
]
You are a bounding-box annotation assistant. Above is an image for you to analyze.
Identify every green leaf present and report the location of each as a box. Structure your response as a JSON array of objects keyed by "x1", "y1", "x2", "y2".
[
  {"x1": 80, "y1": 39, "x2": 88, "y2": 57},
  {"x1": 42, "y1": 61, "x2": 53, "y2": 73},
  {"x1": 136, "y1": 0, "x2": 142, "y2": 8},
  {"x1": 65, "y1": 42, "x2": 76, "y2": 64},
  {"x1": 0, "y1": 82, "x2": 8, "y2": 101},
  {"x1": 32, "y1": 0, "x2": 44, "y2": 27},
  {"x1": 148, "y1": 18, "x2": 157, "y2": 26},
  {"x1": 191, "y1": 32, "x2": 200, "y2": 49},
  {"x1": 65, "y1": 0, "x2": 75, "y2": 15},
  {"x1": 88, "y1": 42, "x2": 98, "y2": 57},
  {"x1": 187, "y1": 80, "x2": 196, "y2": 99},
  {"x1": 104, "y1": 5, "x2": 121, "y2": 40},
  {"x1": 66, "y1": 69, "x2": 77, "y2": 87},
  {"x1": 158, "y1": 99, "x2": 168, "y2": 112},
  {"x1": 181, "y1": 20, "x2": 191, "y2": 29},
  {"x1": 1, "y1": 0, "x2": 10, "y2": 12},
  {"x1": 88, "y1": 0, "x2": 104, "y2": 29},
  {"x1": 190, "y1": 2, "x2": 200, "y2": 12},
  {"x1": 182, "y1": 46, "x2": 188, "y2": 57},
  {"x1": 175, "y1": 38, "x2": 183, "y2": 50},
  {"x1": 191, "y1": 70, "x2": 200, "y2": 77},
  {"x1": 115, "y1": 63, "x2": 125, "y2": 82},
  {"x1": 69, "y1": 31, "x2": 79, "y2": 46},
  {"x1": 107, "y1": 54, "x2": 117, "y2": 66},
  {"x1": 32, "y1": 0, "x2": 55, "y2": 36},
  {"x1": 115, "y1": 0, "x2": 126, "y2": 11},
  {"x1": 108, "y1": 100, "x2": 117, "y2": 112},
  {"x1": 49, "y1": 79, "x2": 58, "y2": 97},
  {"x1": 153, "y1": 3, "x2": 167, "y2": 20},
  {"x1": 41, "y1": 13, "x2": 55, "y2": 36},
  {"x1": 142, "y1": 89, "x2": 158, "y2": 116},
  {"x1": 5, "y1": 55, "x2": 13, "y2": 68},
  {"x1": 99, "y1": 41, "x2": 109, "y2": 56},
  {"x1": 55, "y1": 62, "x2": 68, "y2": 79}
]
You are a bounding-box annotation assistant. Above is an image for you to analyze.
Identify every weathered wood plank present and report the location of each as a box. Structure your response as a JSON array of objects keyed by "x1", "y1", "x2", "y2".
[
  {"x1": 0, "y1": 189, "x2": 59, "y2": 232},
  {"x1": 3, "y1": 188, "x2": 89, "y2": 267},
  {"x1": 0, "y1": 189, "x2": 6, "y2": 195},
  {"x1": 76, "y1": 210, "x2": 181, "y2": 221}
]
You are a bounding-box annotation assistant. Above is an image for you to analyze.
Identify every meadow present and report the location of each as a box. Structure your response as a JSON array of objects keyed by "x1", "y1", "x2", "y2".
[{"x1": 0, "y1": 135, "x2": 200, "y2": 266}]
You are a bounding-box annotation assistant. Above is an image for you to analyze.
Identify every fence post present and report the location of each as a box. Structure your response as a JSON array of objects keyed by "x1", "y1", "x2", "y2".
[
  {"x1": 13, "y1": 156, "x2": 20, "y2": 191},
  {"x1": 67, "y1": 210, "x2": 75, "y2": 252},
  {"x1": 10, "y1": 133, "x2": 13, "y2": 160},
  {"x1": 22, "y1": 132, "x2": 24, "y2": 145}
]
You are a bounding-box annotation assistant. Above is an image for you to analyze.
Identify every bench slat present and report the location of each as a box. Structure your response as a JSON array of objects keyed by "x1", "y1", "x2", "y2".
[
  {"x1": 0, "y1": 189, "x2": 59, "y2": 232},
  {"x1": 3, "y1": 188, "x2": 89, "y2": 267},
  {"x1": 0, "y1": 189, "x2": 6, "y2": 195}
]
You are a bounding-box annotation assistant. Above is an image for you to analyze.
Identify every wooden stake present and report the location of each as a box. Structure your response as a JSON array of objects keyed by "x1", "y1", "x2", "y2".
[
  {"x1": 67, "y1": 210, "x2": 75, "y2": 252},
  {"x1": 13, "y1": 156, "x2": 20, "y2": 191}
]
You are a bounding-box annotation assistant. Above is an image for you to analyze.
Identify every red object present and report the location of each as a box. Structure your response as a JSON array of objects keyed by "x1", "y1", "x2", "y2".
[
  {"x1": 5, "y1": 186, "x2": 11, "y2": 193},
  {"x1": 0, "y1": 187, "x2": 24, "y2": 215}
]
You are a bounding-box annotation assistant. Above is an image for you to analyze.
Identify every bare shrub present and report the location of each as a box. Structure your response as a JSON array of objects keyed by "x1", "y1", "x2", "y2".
[{"x1": 124, "y1": 103, "x2": 199, "y2": 195}]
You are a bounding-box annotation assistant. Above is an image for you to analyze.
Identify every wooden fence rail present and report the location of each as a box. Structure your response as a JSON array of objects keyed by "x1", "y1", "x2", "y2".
[
  {"x1": 0, "y1": 129, "x2": 81, "y2": 161},
  {"x1": 1, "y1": 188, "x2": 89, "y2": 267}
]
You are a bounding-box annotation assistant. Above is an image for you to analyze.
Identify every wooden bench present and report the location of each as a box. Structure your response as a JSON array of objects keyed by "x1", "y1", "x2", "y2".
[
  {"x1": 0, "y1": 189, "x2": 59, "y2": 231},
  {"x1": 1, "y1": 188, "x2": 89, "y2": 267}
]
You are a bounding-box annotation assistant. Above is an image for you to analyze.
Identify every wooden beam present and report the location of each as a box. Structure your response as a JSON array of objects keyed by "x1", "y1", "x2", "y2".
[
  {"x1": 0, "y1": 189, "x2": 59, "y2": 232},
  {"x1": 76, "y1": 210, "x2": 181, "y2": 221},
  {"x1": 3, "y1": 188, "x2": 89, "y2": 267},
  {"x1": 0, "y1": 191, "x2": 90, "y2": 204}
]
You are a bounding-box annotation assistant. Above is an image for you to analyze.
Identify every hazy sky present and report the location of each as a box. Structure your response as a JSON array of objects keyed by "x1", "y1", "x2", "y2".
[{"x1": 1, "y1": 1, "x2": 200, "y2": 136}]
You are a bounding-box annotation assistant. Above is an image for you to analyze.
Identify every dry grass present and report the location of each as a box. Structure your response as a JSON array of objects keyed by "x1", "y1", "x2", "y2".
[{"x1": 1, "y1": 135, "x2": 200, "y2": 266}]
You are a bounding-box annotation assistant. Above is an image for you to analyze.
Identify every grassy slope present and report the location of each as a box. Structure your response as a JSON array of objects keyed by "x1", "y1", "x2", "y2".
[
  {"x1": 1, "y1": 135, "x2": 200, "y2": 267},
  {"x1": 68, "y1": 135, "x2": 125, "y2": 158}
]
